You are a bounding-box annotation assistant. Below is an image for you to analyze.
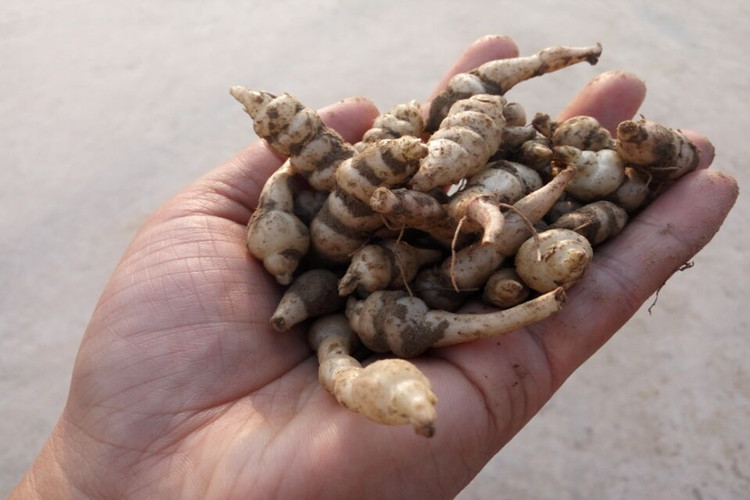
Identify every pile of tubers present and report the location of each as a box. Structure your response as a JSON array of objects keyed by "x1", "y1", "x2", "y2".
[{"x1": 230, "y1": 43, "x2": 699, "y2": 437}]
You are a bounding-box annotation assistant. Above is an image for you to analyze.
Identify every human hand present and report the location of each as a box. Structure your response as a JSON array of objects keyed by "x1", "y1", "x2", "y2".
[{"x1": 12, "y1": 36, "x2": 737, "y2": 499}]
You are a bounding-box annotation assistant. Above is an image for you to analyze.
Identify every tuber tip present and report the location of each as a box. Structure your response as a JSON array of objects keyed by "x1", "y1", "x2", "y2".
[
  {"x1": 414, "y1": 421, "x2": 436, "y2": 438},
  {"x1": 553, "y1": 286, "x2": 567, "y2": 307},
  {"x1": 409, "y1": 397, "x2": 438, "y2": 438},
  {"x1": 229, "y1": 86, "x2": 272, "y2": 117},
  {"x1": 270, "y1": 315, "x2": 287, "y2": 332},
  {"x1": 587, "y1": 42, "x2": 603, "y2": 65},
  {"x1": 337, "y1": 273, "x2": 358, "y2": 297}
]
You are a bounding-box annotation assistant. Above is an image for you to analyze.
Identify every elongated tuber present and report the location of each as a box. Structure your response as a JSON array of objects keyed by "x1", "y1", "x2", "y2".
[
  {"x1": 427, "y1": 43, "x2": 602, "y2": 131},
  {"x1": 309, "y1": 314, "x2": 437, "y2": 436},
  {"x1": 346, "y1": 287, "x2": 566, "y2": 357}
]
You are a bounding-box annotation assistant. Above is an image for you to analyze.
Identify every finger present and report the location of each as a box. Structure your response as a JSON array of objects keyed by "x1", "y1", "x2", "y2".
[
  {"x1": 557, "y1": 70, "x2": 647, "y2": 133},
  {"x1": 426, "y1": 35, "x2": 519, "y2": 104},
  {"x1": 165, "y1": 97, "x2": 381, "y2": 223},
  {"x1": 536, "y1": 167, "x2": 738, "y2": 384}
]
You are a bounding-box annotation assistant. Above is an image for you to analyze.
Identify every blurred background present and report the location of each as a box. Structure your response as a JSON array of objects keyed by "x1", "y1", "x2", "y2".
[{"x1": 1, "y1": 1, "x2": 748, "y2": 497}]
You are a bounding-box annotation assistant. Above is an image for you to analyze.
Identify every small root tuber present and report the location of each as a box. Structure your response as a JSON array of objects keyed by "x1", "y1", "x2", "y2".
[
  {"x1": 270, "y1": 269, "x2": 344, "y2": 332},
  {"x1": 246, "y1": 160, "x2": 310, "y2": 285},
  {"x1": 615, "y1": 118, "x2": 700, "y2": 190},
  {"x1": 446, "y1": 161, "x2": 542, "y2": 245},
  {"x1": 515, "y1": 228, "x2": 594, "y2": 293},
  {"x1": 433, "y1": 165, "x2": 577, "y2": 292},
  {"x1": 605, "y1": 167, "x2": 650, "y2": 212},
  {"x1": 553, "y1": 146, "x2": 625, "y2": 202},
  {"x1": 338, "y1": 240, "x2": 443, "y2": 296},
  {"x1": 549, "y1": 200, "x2": 628, "y2": 246},
  {"x1": 482, "y1": 268, "x2": 531, "y2": 308},
  {"x1": 357, "y1": 100, "x2": 425, "y2": 147},
  {"x1": 551, "y1": 115, "x2": 614, "y2": 151}
]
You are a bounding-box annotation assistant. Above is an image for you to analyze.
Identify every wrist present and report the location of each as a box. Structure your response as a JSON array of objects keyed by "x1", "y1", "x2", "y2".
[{"x1": 10, "y1": 423, "x2": 84, "y2": 499}]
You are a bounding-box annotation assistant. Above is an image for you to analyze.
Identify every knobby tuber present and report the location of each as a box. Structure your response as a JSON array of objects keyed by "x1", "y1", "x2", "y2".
[{"x1": 228, "y1": 40, "x2": 704, "y2": 436}]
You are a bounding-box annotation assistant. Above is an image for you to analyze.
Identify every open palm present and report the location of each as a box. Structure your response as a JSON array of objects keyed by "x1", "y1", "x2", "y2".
[{"x1": 14, "y1": 36, "x2": 737, "y2": 499}]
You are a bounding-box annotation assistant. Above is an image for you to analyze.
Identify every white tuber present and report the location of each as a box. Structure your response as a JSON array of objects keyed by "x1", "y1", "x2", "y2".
[{"x1": 515, "y1": 228, "x2": 594, "y2": 293}]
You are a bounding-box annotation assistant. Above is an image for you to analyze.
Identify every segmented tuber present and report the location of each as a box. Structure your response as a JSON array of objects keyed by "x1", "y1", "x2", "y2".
[
  {"x1": 549, "y1": 200, "x2": 628, "y2": 246},
  {"x1": 230, "y1": 87, "x2": 353, "y2": 191},
  {"x1": 311, "y1": 137, "x2": 428, "y2": 263},
  {"x1": 410, "y1": 94, "x2": 506, "y2": 191},
  {"x1": 426, "y1": 43, "x2": 603, "y2": 131}
]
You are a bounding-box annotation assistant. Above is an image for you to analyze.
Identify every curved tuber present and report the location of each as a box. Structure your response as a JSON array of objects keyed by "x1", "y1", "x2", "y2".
[{"x1": 309, "y1": 314, "x2": 438, "y2": 437}]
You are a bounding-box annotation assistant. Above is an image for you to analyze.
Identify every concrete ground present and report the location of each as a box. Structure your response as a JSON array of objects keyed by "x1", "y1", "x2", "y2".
[{"x1": 1, "y1": 1, "x2": 748, "y2": 497}]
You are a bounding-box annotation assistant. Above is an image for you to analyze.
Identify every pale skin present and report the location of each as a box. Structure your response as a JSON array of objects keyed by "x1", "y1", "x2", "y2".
[{"x1": 12, "y1": 35, "x2": 738, "y2": 499}]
